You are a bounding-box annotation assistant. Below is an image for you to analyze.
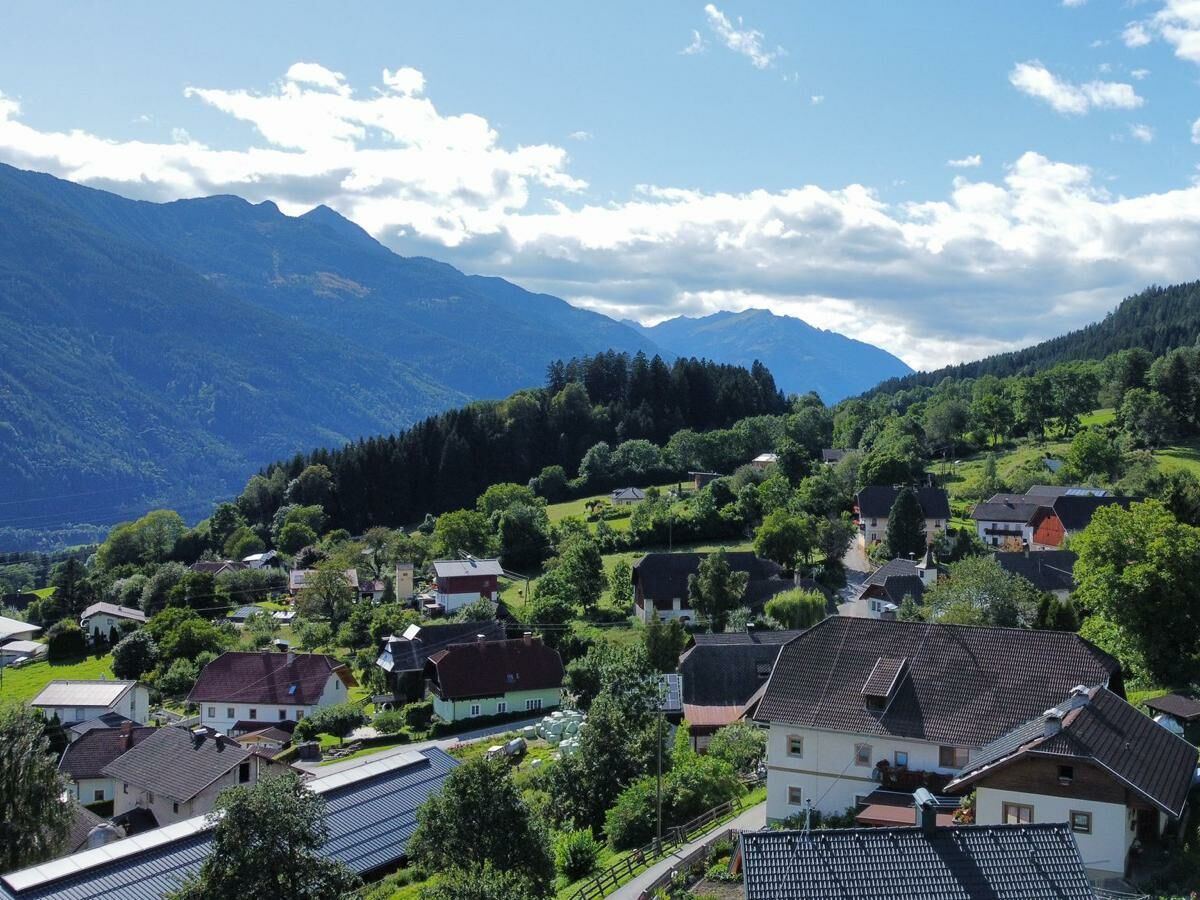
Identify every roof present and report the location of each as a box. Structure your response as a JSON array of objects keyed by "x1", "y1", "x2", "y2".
[
  {"x1": 633, "y1": 552, "x2": 782, "y2": 604},
  {"x1": 228, "y1": 605, "x2": 259, "y2": 621},
  {"x1": 101, "y1": 726, "x2": 259, "y2": 802},
  {"x1": 752, "y1": 453, "x2": 779, "y2": 464},
  {"x1": 64, "y1": 807, "x2": 107, "y2": 855},
  {"x1": 188, "y1": 560, "x2": 247, "y2": 575},
  {"x1": 680, "y1": 630, "x2": 806, "y2": 709},
  {"x1": 611, "y1": 487, "x2": 646, "y2": 500},
  {"x1": 754, "y1": 618, "x2": 1121, "y2": 748},
  {"x1": 79, "y1": 603, "x2": 147, "y2": 624},
  {"x1": 0, "y1": 615, "x2": 39, "y2": 640},
  {"x1": 822, "y1": 449, "x2": 848, "y2": 463},
  {"x1": 856, "y1": 486, "x2": 951, "y2": 520},
  {"x1": 235, "y1": 726, "x2": 293, "y2": 745},
  {"x1": 947, "y1": 685, "x2": 1198, "y2": 817},
  {"x1": 969, "y1": 497, "x2": 1043, "y2": 524},
  {"x1": 994, "y1": 550, "x2": 1076, "y2": 593},
  {"x1": 1047, "y1": 494, "x2": 1131, "y2": 531},
  {"x1": 67, "y1": 712, "x2": 133, "y2": 737},
  {"x1": 377, "y1": 620, "x2": 506, "y2": 673},
  {"x1": 31, "y1": 681, "x2": 138, "y2": 710},
  {"x1": 860, "y1": 558, "x2": 927, "y2": 605},
  {"x1": 431, "y1": 558, "x2": 504, "y2": 579},
  {"x1": 0, "y1": 640, "x2": 45, "y2": 656},
  {"x1": 740, "y1": 823, "x2": 1093, "y2": 900},
  {"x1": 1026, "y1": 485, "x2": 1108, "y2": 498},
  {"x1": 425, "y1": 637, "x2": 564, "y2": 700},
  {"x1": 187, "y1": 651, "x2": 355, "y2": 706},
  {"x1": 59, "y1": 726, "x2": 156, "y2": 780},
  {"x1": 1145, "y1": 692, "x2": 1200, "y2": 722},
  {"x1": 230, "y1": 719, "x2": 296, "y2": 735},
  {"x1": 288, "y1": 568, "x2": 359, "y2": 590},
  {"x1": 0, "y1": 749, "x2": 459, "y2": 900}
]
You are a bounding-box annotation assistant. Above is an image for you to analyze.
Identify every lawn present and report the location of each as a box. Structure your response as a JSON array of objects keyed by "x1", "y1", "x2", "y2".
[
  {"x1": 931, "y1": 439, "x2": 1071, "y2": 502},
  {"x1": 545, "y1": 481, "x2": 692, "y2": 529},
  {"x1": 316, "y1": 734, "x2": 412, "y2": 766},
  {"x1": 0, "y1": 652, "x2": 114, "y2": 703},
  {"x1": 1154, "y1": 439, "x2": 1200, "y2": 478},
  {"x1": 1078, "y1": 407, "x2": 1115, "y2": 427}
]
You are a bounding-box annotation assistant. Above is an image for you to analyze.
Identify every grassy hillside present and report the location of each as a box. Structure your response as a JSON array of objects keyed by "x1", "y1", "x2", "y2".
[{"x1": 0, "y1": 653, "x2": 114, "y2": 703}]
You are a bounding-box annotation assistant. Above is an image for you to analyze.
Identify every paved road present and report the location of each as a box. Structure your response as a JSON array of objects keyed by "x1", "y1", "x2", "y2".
[
  {"x1": 837, "y1": 533, "x2": 874, "y2": 618},
  {"x1": 607, "y1": 802, "x2": 767, "y2": 900},
  {"x1": 295, "y1": 716, "x2": 544, "y2": 774}
]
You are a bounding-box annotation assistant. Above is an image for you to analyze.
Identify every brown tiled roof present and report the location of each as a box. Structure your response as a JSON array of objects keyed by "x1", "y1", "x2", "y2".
[
  {"x1": 947, "y1": 687, "x2": 1197, "y2": 817},
  {"x1": 59, "y1": 726, "x2": 155, "y2": 779},
  {"x1": 424, "y1": 637, "x2": 563, "y2": 701},
  {"x1": 187, "y1": 651, "x2": 355, "y2": 706},
  {"x1": 861, "y1": 657, "x2": 908, "y2": 700},
  {"x1": 754, "y1": 618, "x2": 1121, "y2": 748},
  {"x1": 1146, "y1": 692, "x2": 1200, "y2": 722}
]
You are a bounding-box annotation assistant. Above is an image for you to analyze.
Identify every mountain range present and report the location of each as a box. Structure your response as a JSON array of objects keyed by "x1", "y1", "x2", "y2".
[{"x1": 0, "y1": 164, "x2": 909, "y2": 544}]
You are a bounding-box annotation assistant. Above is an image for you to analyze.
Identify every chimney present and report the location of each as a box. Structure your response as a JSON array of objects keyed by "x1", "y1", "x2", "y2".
[
  {"x1": 120, "y1": 719, "x2": 133, "y2": 750},
  {"x1": 523, "y1": 631, "x2": 533, "y2": 645},
  {"x1": 913, "y1": 788, "x2": 938, "y2": 836},
  {"x1": 1043, "y1": 710, "x2": 1062, "y2": 738},
  {"x1": 286, "y1": 649, "x2": 296, "y2": 667}
]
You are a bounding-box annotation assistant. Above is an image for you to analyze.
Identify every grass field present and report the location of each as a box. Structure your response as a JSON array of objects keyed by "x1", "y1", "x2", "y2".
[
  {"x1": 1078, "y1": 407, "x2": 1115, "y2": 427},
  {"x1": 0, "y1": 652, "x2": 114, "y2": 703},
  {"x1": 1155, "y1": 440, "x2": 1200, "y2": 477}
]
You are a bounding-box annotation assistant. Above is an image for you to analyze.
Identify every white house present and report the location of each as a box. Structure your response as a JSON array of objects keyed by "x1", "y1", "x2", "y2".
[
  {"x1": 969, "y1": 494, "x2": 1042, "y2": 548},
  {"x1": 187, "y1": 650, "x2": 357, "y2": 735},
  {"x1": 80, "y1": 602, "x2": 147, "y2": 642},
  {"x1": 31, "y1": 680, "x2": 150, "y2": 727},
  {"x1": 610, "y1": 487, "x2": 645, "y2": 505},
  {"x1": 58, "y1": 721, "x2": 155, "y2": 806},
  {"x1": 751, "y1": 618, "x2": 1122, "y2": 822},
  {"x1": 288, "y1": 568, "x2": 359, "y2": 596},
  {"x1": 431, "y1": 559, "x2": 503, "y2": 613},
  {"x1": 855, "y1": 486, "x2": 950, "y2": 546},
  {"x1": 946, "y1": 685, "x2": 1196, "y2": 881},
  {"x1": 0, "y1": 614, "x2": 40, "y2": 643},
  {"x1": 0, "y1": 639, "x2": 46, "y2": 667},
  {"x1": 750, "y1": 453, "x2": 779, "y2": 471}
]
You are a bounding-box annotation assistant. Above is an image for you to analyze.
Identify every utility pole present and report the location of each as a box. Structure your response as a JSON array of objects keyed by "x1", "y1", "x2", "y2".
[{"x1": 656, "y1": 709, "x2": 663, "y2": 853}]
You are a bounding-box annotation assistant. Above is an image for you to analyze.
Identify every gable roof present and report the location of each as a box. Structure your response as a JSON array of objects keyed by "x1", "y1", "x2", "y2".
[
  {"x1": 100, "y1": 727, "x2": 258, "y2": 802},
  {"x1": 0, "y1": 615, "x2": 39, "y2": 640},
  {"x1": 859, "y1": 558, "x2": 926, "y2": 605},
  {"x1": 994, "y1": 550, "x2": 1076, "y2": 593},
  {"x1": 1046, "y1": 494, "x2": 1131, "y2": 531},
  {"x1": 187, "y1": 651, "x2": 355, "y2": 706},
  {"x1": 754, "y1": 618, "x2": 1121, "y2": 748},
  {"x1": 67, "y1": 712, "x2": 133, "y2": 738},
  {"x1": 821, "y1": 449, "x2": 847, "y2": 463},
  {"x1": 188, "y1": 560, "x2": 247, "y2": 575},
  {"x1": 288, "y1": 568, "x2": 359, "y2": 591},
  {"x1": 633, "y1": 552, "x2": 783, "y2": 605},
  {"x1": 1026, "y1": 485, "x2": 1108, "y2": 498},
  {"x1": 856, "y1": 486, "x2": 951, "y2": 520},
  {"x1": 425, "y1": 637, "x2": 563, "y2": 700},
  {"x1": 431, "y1": 558, "x2": 504, "y2": 579},
  {"x1": 59, "y1": 726, "x2": 156, "y2": 780},
  {"x1": 1145, "y1": 692, "x2": 1200, "y2": 722},
  {"x1": 79, "y1": 602, "x2": 147, "y2": 624},
  {"x1": 679, "y1": 630, "x2": 806, "y2": 708},
  {"x1": 739, "y1": 823, "x2": 1093, "y2": 900},
  {"x1": 946, "y1": 685, "x2": 1198, "y2": 817},
  {"x1": 377, "y1": 620, "x2": 506, "y2": 673},
  {"x1": 970, "y1": 497, "x2": 1044, "y2": 524},
  {"x1": 31, "y1": 681, "x2": 138, "y2": 710},
  {"x1": 611, "y1": 487, "x2": 646, "y2": 500},
  {"x1": 0, "y1": 749, "x2": 459, "y2": 900}
]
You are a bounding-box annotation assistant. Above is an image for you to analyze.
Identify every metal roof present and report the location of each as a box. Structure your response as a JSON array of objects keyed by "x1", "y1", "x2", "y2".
[
  {"x1": 0, "y1": 615, "x2": 39, "y2": 639},
  {"x1": 31, "y1": 681, "x2": 136, "y2": 709},
  {"x1": 432, "y1": 558, "x2": 504, "y2": 578},
  {"x1": 0, "y1": 748, "x2": 459, "y2": 900}
]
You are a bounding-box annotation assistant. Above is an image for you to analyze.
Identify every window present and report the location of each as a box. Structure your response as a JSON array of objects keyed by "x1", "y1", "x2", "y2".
[
  {"x1": 939, "y1": 746, "x2": 969, "y2": 768},
  {"x1": 172, "y1": 802, "x2": 179, "y2": 814},
  {"x1": 1003, "y1": 802, "x2": 1034, "y2": 825},
  {"x1": 1070, "y1": 811, "x2": 1092, "y2": 834},
  {"x1": 93, "y1": 789, "x2": 104, "y2": 802},
  {"x1": 525, "y1": 698, "x2": 543, "y2": 711},
  {"x1": 226, "y1": 707, "x2": 234, "y2": 719},
  {"x1": 787, "y1": 735, "x2": 804, "y2": 757},
  {"x1": 279, "y1": 709, "x2": 287, "y2": 720},
  {"x1": 207, "y1": 707, "x2": 215, "y2": 718},
  {"x1": 497, "y1": 701, "x2": 507, "y2": 714},
  {"x1": 238, "y1": 762, "x2": 251, "y2": 784},
  {"x1": 470, "y1": 703, "x2": 481, "y2": 717},
  {"x1": 854, "y1": 743, "x2": 873, "y2": 766},
  {"x1": 788, "y1": 786, "x2": 804, "y2": 806},
  {"x1": 74, "y1": 708, "x2": 84, "y2": 722},
  {"x1": 123, "y1": 783, "x2": 128, "y2": 795},
  {"x1": 248, "y1": 708, "x2": 257, "y2": 720},
  {"x1": 1058, "y1": 765, "x2": 1074, "y2": 784},
  {"x1": 756, "y1": 662, "x2": 772, "y2": 679},
  {"x1": 894, "y1": 751, "x2": 909, "y2": 767},
  {"x1": 147, "y1": 792, "x2": 154, "y2": 804}
]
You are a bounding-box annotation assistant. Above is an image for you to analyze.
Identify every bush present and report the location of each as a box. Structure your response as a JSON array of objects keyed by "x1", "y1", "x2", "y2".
[
  {"x1": 111, "y1": 630, "x2": 159, "y2": 680},
  {"x1": 402, "y1": 700, "x2": 434, "y2": 730},
  {"x1": 372, "y1": 709, "x2": 406, "y2": 734},
  {"x1": 706, "y1": 722, "x2": 767, "y2": 775},
  {"x1": 704, "y1": 861, "x2": 739, "y2": 883},
  {"x1": 555, "y1": 828, "x2": 600, "y2": 881},
  {"x1": 156, "y1": 657, "x2": 200, "y2": 697},
  {"x1": 294, "y1": 703, "x2": 366, "y2": 743},
  {"x1": 605, "y1": 756, "x2": 743, "y2": 850},
  {"x1": 45, "y1": 619, "x2": 87, "y2": 660}
]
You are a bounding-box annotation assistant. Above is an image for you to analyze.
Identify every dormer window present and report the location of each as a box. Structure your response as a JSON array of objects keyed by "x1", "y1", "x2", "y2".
[
  {"x1": 861, "y1": 657, "x2": 909, "y2": 710},
  {"x1": 1058, "y1": 765, "x2": 1074, "y2": 785}
]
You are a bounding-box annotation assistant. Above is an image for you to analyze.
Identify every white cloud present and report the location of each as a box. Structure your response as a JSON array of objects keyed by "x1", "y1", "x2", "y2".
[
  {"x1": 1009, "y1": 61, "x2": 1144, "y2": 114},
  {"x1": 1063, "y1": 0, "x2": 1086, "y2": 7},
  {"x1": 702, "y1": 4, "x2": 783, "y2": 69},
  {"x1": 568, "y1": 130, "x2": 592, "y2": 141},
  {"x1": 170, "y1": 127, "x2": 191, "y2": 144},
  {"x1": 947, "y1": 154, "x2": 982, "y2": 168},
  {"x1": 1121, "y1": 1, "x2": 1200, "y2": 62},
  {"x1": 5, "y1": 66, "x2": 1200, "y2": 370},
  {"x1": 1129, "y1": 123, "x2": 1154, "y2": 142},
  {"x1": 681, "y1": 29, "x2": 707, "y2": 55},
  {"x1": 810, "y1": 94, "x2": 825, "y2": 105},
  {"x1": 284, "y1": 62, "x2": 350, "y2": 95},
  {"x1": 381, "y1": 67, "x2": 425, "y2": 96},
  {"x1": 1123, "y1": 22, "x2": 1152, "y2": 47},
  {"x1": 1131, "y1": 68, "x2": 1151, "y2": 79},
  {"x1": 1192, "y1": 116, "x2": 1200, "y2": 143}
]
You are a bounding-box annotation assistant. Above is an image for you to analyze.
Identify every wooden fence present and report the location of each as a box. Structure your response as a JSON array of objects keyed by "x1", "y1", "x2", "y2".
[{"x1": 635, "y1": 827, "x2": 735, "y2": 900}]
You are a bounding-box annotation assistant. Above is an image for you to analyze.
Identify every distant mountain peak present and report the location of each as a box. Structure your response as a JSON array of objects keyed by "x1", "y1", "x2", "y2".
[{"x1": 299, "y1": 203, "x2": 382, "y2": 249}]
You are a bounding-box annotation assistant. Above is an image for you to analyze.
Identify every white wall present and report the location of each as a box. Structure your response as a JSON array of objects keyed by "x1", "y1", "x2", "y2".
[
  {"x1": 80, "y1": 613, "x2": 140, "y2": 640},
  {"x1": 197, "y1": 672, "x2": 348, "y2": 734},
  {"x1": 37, "y1": 685, "x2": 149, "y2": 726},
  {"x1": 976, "y1": 786, "x2": 1131, "y2": 877},
  {"x1": 766, "y1": 723, "x2": 973, "y2": 820},
  {"x1": 635, "y1": 597, "x2": 693, "y2": 624},
  {"x1": 437, "y1": 589, "x2": 497, "y2": 612},
  {"x1": 72, "y1": 776, "x2": 116, "y2": 805},
  {"x1": 974, "y1": 520, "x2": 1032, "y2": 547},
  {"x1": 112, "y1": 755, "x2": 277, "y2": 827}
]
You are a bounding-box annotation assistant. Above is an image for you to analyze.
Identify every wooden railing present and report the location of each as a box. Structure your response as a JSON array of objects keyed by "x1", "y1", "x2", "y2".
[{"x1": 636, "y1": 827, "x2": 735, "y2": 900}]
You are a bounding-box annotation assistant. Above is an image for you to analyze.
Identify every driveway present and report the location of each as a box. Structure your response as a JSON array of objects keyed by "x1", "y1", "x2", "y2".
[
  {"x1": 295, "y1": 716, "x2": 545, "y2": 774},
  {"x1": 837, "y1": 533, "x2": 874, "y2": 618}
]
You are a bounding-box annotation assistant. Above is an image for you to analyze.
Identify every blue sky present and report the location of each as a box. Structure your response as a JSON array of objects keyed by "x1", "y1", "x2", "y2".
[{"x1": 2, "y1": 1, "x2": 1200, "y2": 368}]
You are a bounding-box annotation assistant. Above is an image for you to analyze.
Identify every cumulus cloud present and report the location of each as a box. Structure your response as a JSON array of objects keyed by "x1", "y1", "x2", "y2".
[
  {"x1": 3, "y1": 66, "x2": 1200, "y2": 370},
  {"x1": 1131, "y1": 68, "x2": 1151, "y2": 79},
  {"x1": 381, "y1": 66, "x2": 425, "y2": 95},
  {"x1": 1120, "y1": 1, "x2": 1200, "y2": 61},
  {"x1": 1129, "y1": 123, "x2": 1154, "y2": 142},
  {"x1": 1009, "y1": 61, "x2": 1143, "y2": 114},
  {"x1": 1192, "y1": 116, "x2": 1200, "y2": 143},
  {"x1": 702, "y1": 4, "x2": 783, "y2": 69},
  {"x1": 681, "y1": 29, "x2": 707, "y2": 55},
  {"x1": 1123, "y1": 22, "x2": 1152, "y2": 47},
  {"x1": 947, "y1": 154, "x2": 982, "y2": 168},
  {"x1": 568, "y1": 130, "x2": 593, "y2": 141}
]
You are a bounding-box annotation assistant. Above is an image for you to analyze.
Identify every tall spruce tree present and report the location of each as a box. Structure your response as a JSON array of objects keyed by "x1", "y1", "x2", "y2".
[{"x1": 884, "y1": 487, "x2": 927, "y2": 560}]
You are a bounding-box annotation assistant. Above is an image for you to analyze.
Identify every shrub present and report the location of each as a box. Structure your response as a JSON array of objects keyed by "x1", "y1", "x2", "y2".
[
  {"x1": 372, "y1": 709, "x2": 406, "y2": 734},
  {"x1": 706, "y1": 722, "x2": 767, "y2": 775},
  {"x1": 156, "y1": 657, "x2": 200, "y2": 697},
  {"x1": 704, "y1": 861, "x2": 739, "y2": 883},
  {"x1": 555, "y1": 828, "x2": 600, "y2": 881},
  {"x1": 111, "y1": 630, "x2": 159, "y2": 680},
  {"x1": 294, "y1": 703, "x2": 366, "y2": 744},
  {"x1": 402, "y1": 700, "x2": 434, "y2": 730},
  {"x1": 605, "y1": 756, "x2": 743, "y2": 850},
  {"x1": 45, "y1": 619, "x2": 87, "y2": 660}
]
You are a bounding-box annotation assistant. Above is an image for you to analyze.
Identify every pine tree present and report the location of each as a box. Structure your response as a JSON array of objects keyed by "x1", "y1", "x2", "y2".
[{"x1": 885, "y1": 488, "x2": 927, "y2": 560}]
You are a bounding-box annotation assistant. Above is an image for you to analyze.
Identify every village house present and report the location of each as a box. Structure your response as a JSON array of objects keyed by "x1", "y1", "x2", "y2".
[
  {"x1": 31, "y1": 680, "x2": 150, "y2": 728},
  {"x1": 430, "y1": 558, "x2": 503, "y2": 613},
  {"x1": 632, "y1": 551, "x2": 788, "y2": 624},
  {"x1": 0, "y1": 639, "x2": 46, "y2": 667},
  {"x1": 678, "y1": 628, "x2": 802, "y2": 749},
  {"x1": 750, "y1": 452, "x2": 779, "y2": 471},
  {"x1": 1144, "y1": 692, "x2": 1200, "y2": 743},
  {"x1": 103, "y1": 725, "x2": 286, "y2": 827},
  {"x1": 423, "y1": 633, "x2": 563, "y2": 723},
  {"x1": 821, "y1": 448, "x2": 848, "y2": 465},
  {"x1": 970, "y1": 486, "x2": 1123, "y2": 550},
  {"x1": 970, "y1": 493, "x2": 1044, "y2": 547},
  {"x1": 610, "y1": 486, "x2": 645, "y2": 505},
  {"x1": 1028, "y1": 494, "x2": 1131, "y2": 549},
  {"x1": 855, "y1": 485, "x2": 950, "y2": 546},
  {"x1": 994, "y1": 549, "x2": 1077, "y2": 598},
  {"x1": 58, "y1": 721, "x2": 155, "y2": 806},
  {"x1": 357, "y1": 578, "x2": 387, "y2": 602},
  {"x1": 188, "y1": 559, "x2": 248, "y2": 576},
  {"x1": 688, "y1": 470, "x2": 722, "y2": 490},
  {"x1": 241, "y1": 550, "x2": 285, "y2": 569},
  {"x1": 79, "y1": 602, "x2": 146, "y2": 642},
  {"x1": 751, "y1": 617, "x2": 1121, "y2": 821},
  {"x1": 737, "y1": 809, "x2": 1094, "y2": 899},
  {"x1": 188, "y1": 650, "x2": 356, "y2": 734},
  {"x1": 946, "y1": 685, "x2": 1197, "y2": 881},
  {"x1": 376, "y1": 619, "x2": 507, "y2": 705},
  {"x1": 0, "y1": 614, "x2": 40, "y2": 644},
  {"x1": 288, "y1": 567, "x2": 360, "y2": 596},
  {"x1": 232, "y1": 725, "x2": 294, "y2": 753},
  {"x1": 848, "y1": 549, "x2": 938, "y2": 619}
]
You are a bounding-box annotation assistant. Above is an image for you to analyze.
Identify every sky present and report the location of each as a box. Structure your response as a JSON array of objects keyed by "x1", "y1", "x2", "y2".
[{"x1": 2, "y1": 1, "x2": 1200, "y2": 370}]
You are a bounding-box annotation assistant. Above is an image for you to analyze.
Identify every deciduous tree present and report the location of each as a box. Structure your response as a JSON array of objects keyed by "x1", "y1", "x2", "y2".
[
  {"x1": 0, "y1": 704, "x2": 73, "y2": 872},
  {"x1": 687, "y1": 549, "x2": 749, "y2": 632}
]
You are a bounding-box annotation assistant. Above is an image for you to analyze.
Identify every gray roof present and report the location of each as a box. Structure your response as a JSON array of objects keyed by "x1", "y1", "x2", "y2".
[
  {"x1": 740, "y1": 823, "x2": 1094, "y2": 899},
  {"x1": 79, "y1": 603, "x2": 146, "y2": 623},
  {"x1": 1026, "y1": 485, "x2": 1108, "y2": 498},
  {"x1": 59, "y1": 726, "x2": 155, "y2": 780},
  {"x1": 377, "y1": 620, "x2": 506, "y2": 673},
  {"x1": 947, "y1": 685, "x2": 1198, "y2": 817},
  {"x1": 31, "y1": 681, "x2": 137, "y2": 710},
  {"x1": 100, "y1": 727, "x2": 255, "y2": 802},
  {"x1": 861, "y1": 559, "x2": 926, "y2": 605},
  {"x1": 0, "y1": 749, "x2": 459, "y2": 900},
  {"x1": 611, "y1": 487, "x2": 645, "y2": 500},
  {"x1": 680, "y1": 631, "x2": 807, "y2": 708},
  {"x1": 856, "y1": 486, "x2": 951, "y2": 520},
  {"x1": 754, "y1": 618, "x2": 1122, "y2": 748},
  {"x1": 432, "y1": 558, "x2": 504, "y2": 578},
  {"x1": 1145, "y1": 692, "x2": 1200, "y2": 722},
  {"x1": 970, "y1": 497, "x2": 1043, "y2": 524},
  {"x1": 0, "y1": 615, "x2": 39, "y2": 640},
  {"x1": 993, "y1": 550, "x2": 1076, "y2": 593}
]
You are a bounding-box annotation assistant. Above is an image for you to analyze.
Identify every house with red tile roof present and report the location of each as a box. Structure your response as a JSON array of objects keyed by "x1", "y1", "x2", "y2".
[{"x1": 423, "y1": 634, "x2": 563, "y2": 722}]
